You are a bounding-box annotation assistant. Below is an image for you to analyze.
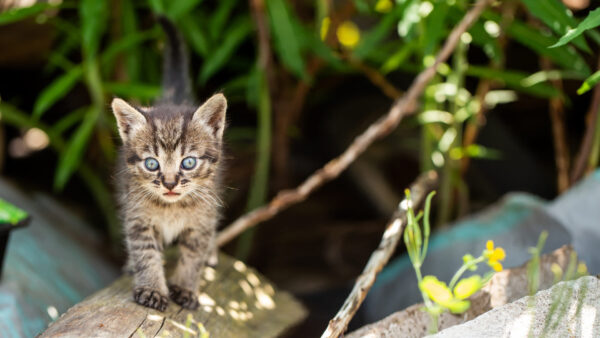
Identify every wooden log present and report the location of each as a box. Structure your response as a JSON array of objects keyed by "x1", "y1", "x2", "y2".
[{"x1": 41, "y1": 253, "x2": 307, "y2": 337}]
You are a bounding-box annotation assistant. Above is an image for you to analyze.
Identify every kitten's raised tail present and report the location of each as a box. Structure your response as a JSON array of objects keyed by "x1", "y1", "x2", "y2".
[{"x1": 157, "y1": 16, "x2": 193, "y2": 105}]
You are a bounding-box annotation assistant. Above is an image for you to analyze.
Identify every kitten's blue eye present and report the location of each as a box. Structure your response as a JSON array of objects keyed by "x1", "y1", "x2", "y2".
[
  {"x1": 181, "y1": 157, "x2": 197, "y2": 170},
  {"x1": 144, "y1": 158, "x2": 159, "y2": 171}
]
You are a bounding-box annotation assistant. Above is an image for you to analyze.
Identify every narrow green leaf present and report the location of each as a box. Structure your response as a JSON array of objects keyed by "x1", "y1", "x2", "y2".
[
  {"x1": 147, "y1": 0, "x2": 164, "y2": 14},
  {"x1": 54, "y1": 107, "x2": 99, "y2": 191},
  {"x1": 198, "y1": 17, "x2": 252, "y2": 84},
  {"x1": 468, "y1": 19, "x2": 502, "y2": 63},
  {"x1": 80, "y1": 0, "x2": 108, "y2": 58},
  {"x1": 266, "y1": 0, "x2": 306, "y2": 78},
  {"x1": 521, "y1": 0, "x2": 590, "y2": 52},
  {"x1": 104, "y1": 82, "x2": 161, "y2": 100},
  {"x1": 33, "y1": 66, "x2": 84, "y2": 119},
  {"x1": 352, "y1": 0, "x2": 371, "y2": 13},
  {"x1": 397, "y1": 0, "x2": 420, "y2": 39},
  {"x1": 100, "y1": 29, "x2": 160, "y2": 66},
  {"x1": 52, "y1": 107, "x2": 87, "y2": 135},
  {"x1": 551, "y1": 7, "x2": 600, "y2": 49},
  {"x1": 422, "y1": 1, "x2": 448, "y2": 56},
  {"x1": 167, "y1": 0, "x2": 204, "y2": 19},
  {"x1": 353, "y1": 1, "x2": 410, "y2": 60},
  {"x1": 467, "y1": 65, "x2": 562, "y2": 99},
  {"x1": 0, "y1": 103, "x2": 34, "y2": 129},
  {"x1": 381, "y1": 41, "x2": 417, "y2": 74},
  {"x1": 483, "y1": 11, "x2": 590, "y2": 76},
  {"x1": 209, "y1": 0, "x2": 236, "y2": 41},
  {"x1": 246, "y1": 67, "x2": 260, "y2": 108},
  {"x1": 0, "y1": 3, "x2": 51, "y2": 25},
  {"x1": 122, "y1": 0, "x2": 142, "y2": 82},
  {"x1": 294, "y1": 20, "x2": 345, "y2": 70},
  {"x1": 181, "y1": 15, "x2": 209, "y2": 57},
  {"x1": 577, "y1": 70, "x2": 600, "y2": 95}
]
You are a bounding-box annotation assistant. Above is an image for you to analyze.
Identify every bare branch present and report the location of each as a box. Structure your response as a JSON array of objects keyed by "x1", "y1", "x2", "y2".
[
  {"x1": 217, "y1": 0, "x2": 495, "y2": 247},
  {"x1": 571, "y1": 56, "x2": 600, "y2": 183},
  {"x1": 540, "y1": 57, "x2": 570, "y2": 193},
  {"x1": 322, "y1": 171, "x2": 439, "y2": 338}
]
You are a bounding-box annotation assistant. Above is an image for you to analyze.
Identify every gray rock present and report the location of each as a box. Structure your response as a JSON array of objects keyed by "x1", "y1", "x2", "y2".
[{"x1": 431, "y1": 276, "x2": 600, "y2": 338}]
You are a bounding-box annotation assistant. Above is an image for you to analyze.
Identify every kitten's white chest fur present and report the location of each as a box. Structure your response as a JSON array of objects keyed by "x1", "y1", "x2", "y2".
[{"x1": 147, "y1": 207, "x2": 192, "y2": 244}]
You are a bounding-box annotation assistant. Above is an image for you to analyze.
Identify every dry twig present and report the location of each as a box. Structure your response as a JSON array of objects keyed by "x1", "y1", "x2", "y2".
[
  {"x1": 540, "y1": 58, "x2": 570, "y2": 193},
  {"x1": 217, "y1": 0, "x2": 495, "y2": 247},
  {"x1": 321, "y1": 171, "x2": 438, "y2": 338},
  {"x1": 571, "y1": 56, "x2": 600, "y2": 183}
]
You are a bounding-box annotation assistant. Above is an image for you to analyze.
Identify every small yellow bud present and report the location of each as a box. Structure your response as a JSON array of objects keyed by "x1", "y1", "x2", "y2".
[{"x1": 337, "y1": 21, "x2": 361, "y2": 49}]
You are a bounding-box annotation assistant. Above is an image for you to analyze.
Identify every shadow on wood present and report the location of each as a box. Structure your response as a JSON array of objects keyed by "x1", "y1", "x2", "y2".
[{"x1": 41, "y1": 254, "x2": 307, "y2": 337}]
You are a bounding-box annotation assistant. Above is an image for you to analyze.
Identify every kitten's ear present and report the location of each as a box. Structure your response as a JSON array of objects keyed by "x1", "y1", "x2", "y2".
[
  {"x1": 111, "y1": 98, "x2": 147, "y2": 142},
  {"x1": 192, "y1": 93, "x2": 227, "y2": 139}
]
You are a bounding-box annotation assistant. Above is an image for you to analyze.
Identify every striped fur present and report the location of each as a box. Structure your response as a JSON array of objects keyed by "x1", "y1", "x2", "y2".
[{"x1": 112, "y1": 94, "x2": 226, "y2": 311}]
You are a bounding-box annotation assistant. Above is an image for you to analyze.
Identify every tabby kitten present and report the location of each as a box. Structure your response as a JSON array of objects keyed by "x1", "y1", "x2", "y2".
[{"x1": 111, "y1": 17, "x2": 226, "y2": 311}]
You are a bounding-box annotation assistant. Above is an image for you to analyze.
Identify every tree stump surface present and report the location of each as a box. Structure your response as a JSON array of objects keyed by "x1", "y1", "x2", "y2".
[{"x1": 41, "y1": 254, "x2": 307, "y2": 337}]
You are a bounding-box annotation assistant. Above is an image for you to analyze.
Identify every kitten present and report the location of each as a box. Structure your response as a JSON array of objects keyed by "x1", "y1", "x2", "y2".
[{"x1": 111, "y1": 17, "x2": 226, "y2": 311}]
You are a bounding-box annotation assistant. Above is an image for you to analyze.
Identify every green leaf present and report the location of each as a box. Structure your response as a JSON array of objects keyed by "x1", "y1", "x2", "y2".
[
  {"x1": 209, "y1": 0, "x2": 236, "y2": 41},
  {"x1": 294, "y1": 20, "x2": 345, "y2": 71},
  {"x1": 0, "y1": 103, "x2": 34, "y2": 129},
  {"x1": 80, "y1": 0, "x2": 108, "y2": 58},
  {"x1": 353, "y1": 1, "x2": 410, "y2": 60},
  {"x1": 421, "y1": 1, "x2": 448, "y2": 56},
  {"x1": 577, "y1": 70, "x2": 600, "y2": 95},
  {"x1": 397, "y1": 0, "x2": 420, "y2": 39},
  {"x1": 483, "y1": 11, "x2": 590, "y2": 76},
  {"x1": 521, "y1": 0, "x2": 590, "y2": 52},
  {"x1": 0, "y1": 3, "x2": 51, "y2": 25},
  {"x1": 266, "y1": 0, "x2": 306, "y2": 78},
  {"x1": 0, "y1": 199, "x2": 28, "y2": 225},
  {"x1": 52, "y1": 107, "x2": 87, "y2": 135},
  {"x1": 33, "y1": 66, "x2": 84, "y2": 120},
  {"x1": 104, "y1": 82, "x2": 161, "y2": 100},
  {"x1": 381, "y1": 41, "x2": 417, "y2": 74},
  {"x1": 467, "y1": 65, "x2": 563, "y2": 99},
  {"x1": 551, "y1": 7, "x2": 600, "y2": 49},
  {"x1": 181, "y1": 15, "x2": 209, "y2": 57},
  {"x1": 54, "y1": 107, "x2": 100, "y2": 191},
  {"x1": 147, "y1": 0, "x2": 164, "y2": 14},
  {"x1": 352, "y1": 0, "x2": 371, "y2": 13},
  {"x1": 122, "y1": 0, "x2": 142, "y2": 82},
  {"x1": 167, "y1": 0, "x2": 204, "y2": 19},
  {"x1": 100, "y1": 29, "x2": 160, "y2": 66},
  {"x1": 468, "y1": 19, "x2": 502, "y2": 63},
  {"x1": 198, "y1": 17, "x2": 252, "y2": 84}
]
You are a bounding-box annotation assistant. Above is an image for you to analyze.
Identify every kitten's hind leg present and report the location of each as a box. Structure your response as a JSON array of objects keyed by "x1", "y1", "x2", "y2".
[
  {"x1": 168, "y1": 226, "x2": 214, "y2": 310},
  {"x1": 126, "y1": 222, "x2": 169, "y2": 312}
]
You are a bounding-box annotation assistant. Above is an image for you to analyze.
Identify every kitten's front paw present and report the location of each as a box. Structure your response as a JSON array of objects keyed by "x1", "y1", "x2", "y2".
[
  {"x1": 133, "y1": 287, "x2": 169, "y2": 312},
  {"x1": 169, "y1": 285, "x2": 199, "y2": 310}
]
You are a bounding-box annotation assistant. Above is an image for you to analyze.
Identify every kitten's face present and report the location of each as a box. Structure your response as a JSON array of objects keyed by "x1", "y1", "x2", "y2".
[{"x1": 112, "y1": 94, "x2": 226, "y2": 206}]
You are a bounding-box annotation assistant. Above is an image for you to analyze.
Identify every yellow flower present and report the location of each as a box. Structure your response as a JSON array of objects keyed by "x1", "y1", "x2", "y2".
[
  {"x1": 453, "y1": 275, "x2": 482, "y2": 300},
  {"x1": 484, "y1": 240, "x2": 506, "y2": 272},
  {"x1": 320, "y1": 17, "x2": 330, "y2": 41},
  {"x1": 375, "y1": 0, "x2": 393, "y2": 13},
  {"x1": 420, "y1": 275, "x2": 474, "y2": 314},
  {"x1": 337, "y1": 21, "x2": 360, "y2": 49},
  {"x1": 420, "y1": 276, "x2": 452, "y2": 304}
]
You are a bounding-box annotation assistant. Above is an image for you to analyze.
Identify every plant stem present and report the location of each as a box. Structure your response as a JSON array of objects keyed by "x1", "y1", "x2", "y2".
[
  {"x1": 449, "y1": 256, "x2": 485, "y2": 289},
  {"x1": 236, "y1": 68, "x2": 272, "y2": 259}
]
